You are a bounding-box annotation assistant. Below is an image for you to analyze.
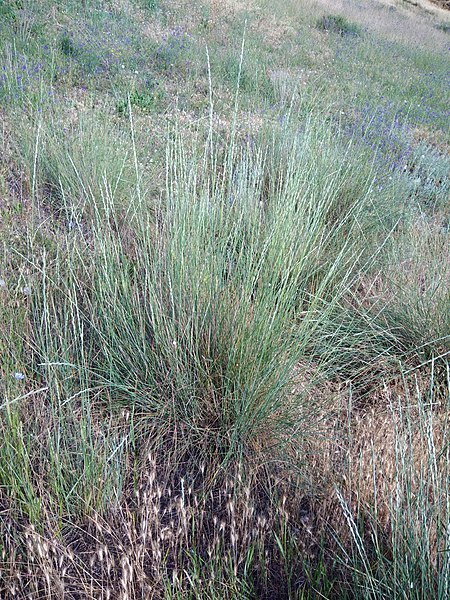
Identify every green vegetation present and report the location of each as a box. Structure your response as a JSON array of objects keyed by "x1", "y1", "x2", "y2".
[
  {"x1": 435, "y1": 20, "x2": 450, "y2": 32},
  {"x1": 316, "y1": 14, "x2": 363, "y2": 37},
  {"x1": 0, "y1": 0, "x2": 449, "y2": 598}
]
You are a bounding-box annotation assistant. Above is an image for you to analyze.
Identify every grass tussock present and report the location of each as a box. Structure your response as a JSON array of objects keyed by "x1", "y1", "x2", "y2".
[
  {"x1": 316, "y1": 14, "x2": 363, "y2": 38},
  {"x1": 0, "y1": 0, "x2": 449, "y2": 597}
]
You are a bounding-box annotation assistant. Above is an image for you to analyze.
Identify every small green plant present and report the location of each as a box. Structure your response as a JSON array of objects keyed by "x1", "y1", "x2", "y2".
[
  {"x1": 143, "y1": 0, "x2": 158, "y2": 11},
  {"x1": 316, "y1": 14, "x2": 363, "y2": 37},
  {"x1": 435, "y1": 21, "x2": 450, "y2": 34},
  {"x1": 116, "y1": 85, "x2": 164, "y2": 115},
  {"x1": 0, "y1": 0, "x2": 17, "y2": 22},
  {"x1": 221, "y1": 54, "x2": 274, "y2": 101},
  {"x1": 60, "y1": 32, "x2": 78, "y2": 57}
]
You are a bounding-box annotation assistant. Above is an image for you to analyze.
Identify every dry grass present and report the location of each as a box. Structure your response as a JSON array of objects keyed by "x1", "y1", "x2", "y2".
[
  {"x1": 276, "y1": 0, "x2": 450, "y2": 49},
  {"x1": 0, "y1": 446, "x2": 314, "y2": 599}
]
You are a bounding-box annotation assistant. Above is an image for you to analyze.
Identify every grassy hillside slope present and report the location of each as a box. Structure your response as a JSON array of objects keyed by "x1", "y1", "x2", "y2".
[{"x1": 0, "y1": 0, "x2": 449, "y2": 598}]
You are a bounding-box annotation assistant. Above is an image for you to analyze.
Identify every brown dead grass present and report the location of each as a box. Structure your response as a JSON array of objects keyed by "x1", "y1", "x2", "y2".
[
  {"x1": 304, "y1": 372, "x2": 449, "y2": 571},
  {"x1": 412, "y1": 125, "x2": 450, "y2": 154},
  {"x1": 209, "y1": 0, "x2": 258, "y2": 18},
  {"x1": 0, "y1": 435, "x2": 313, "y2": 599},
  {"x1": 250, "y1": 12, "x2": 297, "y2": 50}
]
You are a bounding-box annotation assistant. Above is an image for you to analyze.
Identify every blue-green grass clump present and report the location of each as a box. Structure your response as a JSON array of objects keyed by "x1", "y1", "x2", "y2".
[{"x1": 316, "y1": 14, "x2": 363, "y2": 37}]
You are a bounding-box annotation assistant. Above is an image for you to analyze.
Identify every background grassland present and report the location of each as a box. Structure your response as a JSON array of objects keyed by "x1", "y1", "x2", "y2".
[{"x1": 0, "y1": 0, "x2": 449, "y2": 598}]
